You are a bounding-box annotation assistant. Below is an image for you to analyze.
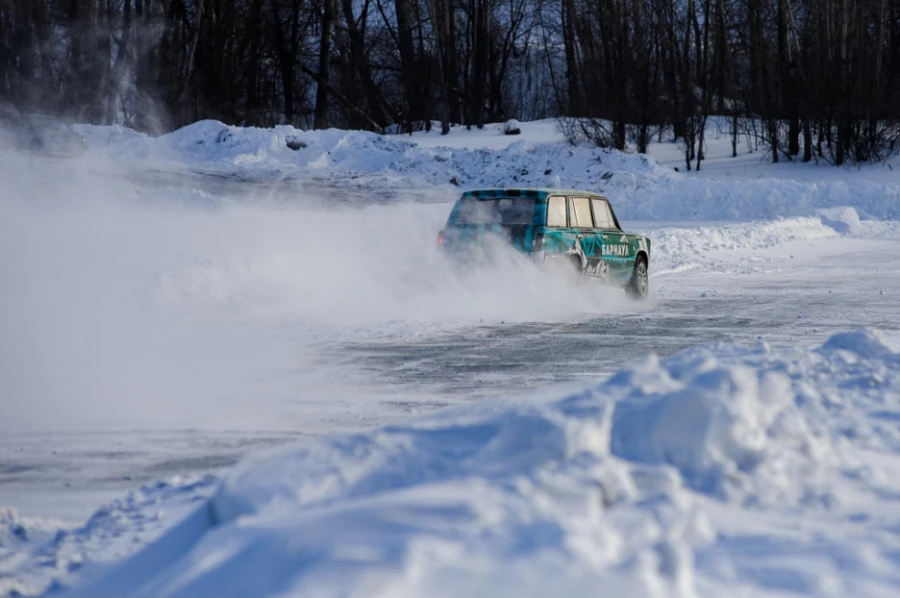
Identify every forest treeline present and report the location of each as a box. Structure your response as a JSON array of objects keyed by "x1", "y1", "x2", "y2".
[{"x1": 1, "y1": 0, "x2": 899, "y2": 166}]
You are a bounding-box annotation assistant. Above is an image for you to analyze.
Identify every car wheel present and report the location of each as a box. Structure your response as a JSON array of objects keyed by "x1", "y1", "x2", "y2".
[{"x1": 626, "y1": 256, "x2": 649, "y2": 300}]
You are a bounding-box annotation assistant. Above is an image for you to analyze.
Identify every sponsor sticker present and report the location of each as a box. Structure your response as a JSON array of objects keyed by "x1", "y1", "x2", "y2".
[{"x1": 605, "y1": 244, "x2": 629, "y2": 257}]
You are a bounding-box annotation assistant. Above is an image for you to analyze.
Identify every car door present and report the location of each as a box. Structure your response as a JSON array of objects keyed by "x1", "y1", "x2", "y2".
[
  {"x1": 568, "y1": 196, "x2": 606, "y2": 277},
  {"x1": 540, "y1": 195, "x2": 573, "y2": 262},
  {"x1": 591, "y1": 197, "x2": 631, "y2": 281}
]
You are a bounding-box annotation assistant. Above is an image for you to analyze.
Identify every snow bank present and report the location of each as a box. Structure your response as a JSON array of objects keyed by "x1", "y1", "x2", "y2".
[
  {"x1": 645, "y1": 208, "x2": 900, "y2": 276},
  {"x1": 625, "y1": 177, "x2": 900, "y2": 222},
  {"x1": 648, "y1": 216, "x2": 840, "y2": 275},
  {"x1": 608, "y1": 354, "x2": 835, "y2": 505},
  {"x1": 823, "y1": 327, "x2": 899, "y2": 358},
  {"x1": 70, "y1": 121, "x2": 900, "y2": 222},
  {"x1": 816, "y1": 206, "x2": 864, "y2": 234},
  {"x1": 0, "y1": 477, "x2": 217, "y2": 597},
  {"x1": 78, "y1": 120, "x2": 669, "y2": 189},
  {"x1": 54, "y1": 329, "x2": 900, "y2": 598}
]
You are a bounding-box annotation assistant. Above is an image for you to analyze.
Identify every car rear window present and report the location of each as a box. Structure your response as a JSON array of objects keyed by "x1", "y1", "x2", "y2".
[{"x1": 451, "y1": 198, "x2": 536, "y2": 225}]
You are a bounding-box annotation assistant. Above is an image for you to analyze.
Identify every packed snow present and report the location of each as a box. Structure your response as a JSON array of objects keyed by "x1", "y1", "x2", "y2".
[
  {"x1": 4, "y1": 330, "x2": 899, "y2": 597},
  {"x1": 2, "y1": 118, "x2": 900, "y2": 597}
]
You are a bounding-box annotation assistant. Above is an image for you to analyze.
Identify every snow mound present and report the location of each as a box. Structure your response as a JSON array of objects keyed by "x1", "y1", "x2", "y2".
[
  {"x1": 56, "y1": 329, "x2": 900, "y2": 598},
  {"x1": 502, "y1": 119, "x2": 521, "y2": 135},
  {"x1": 821, "y1": 328, "x2": 898, "y2": 359},
  {"x1": 157, "y1": 121, "x2": 672, "y2": 191},
  {"x1": 610, "y1": 363, "x2": 805, "y2": 500},
  {"x1": 817, "y1": 206, "x2": 863, "y2": 234},
  {"x1": 649, "y1": 217, "x2": 839, "y2": 274},
  {"x1": 621, "y1": 178, "x2": 900, "y2": 222},
  {"x1": 0, "y1": 477, "x2": 217, "y2": 598},
  {"x1": 67, "y1": 120, "x2": 900, "y2": 222}
]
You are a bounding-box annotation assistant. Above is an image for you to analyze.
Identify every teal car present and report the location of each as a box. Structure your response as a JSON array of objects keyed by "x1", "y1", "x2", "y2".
[{"x1": 438, "y1": 188, "x2": 650, "y2": 299}]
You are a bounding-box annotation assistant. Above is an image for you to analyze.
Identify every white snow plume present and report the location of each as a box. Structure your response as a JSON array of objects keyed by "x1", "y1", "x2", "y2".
[
  {"x1": 43, "y1": 329, "x2": 900, "y2": 598},
  {"x1": 0, "y1": 150, "x2": 633, "y2": 433}
]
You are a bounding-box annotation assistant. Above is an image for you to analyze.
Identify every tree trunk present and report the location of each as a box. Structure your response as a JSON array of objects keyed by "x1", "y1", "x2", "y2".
[
  {"x1": 394, "y1": 0, "x2": 426, "y2": 130},
  {"x1": 802, "y1": 117, "x2": 812, "y2": 162},
  {"x1": 13, "y1": 0, "x2": 35, "y2": 106},
  {"x1": 340, "y1": 0, "x2": 387, "y2": 129},
  {"x1": 246, "y1": 0, "x2": 265, "y2": 125},
  {"x1": 561, "y1": 0, "x2": 582, "y2": 115},
  {"x1": 468, "y1": 0, "x2": 489, "y2": 128},
  {"x1": 314, "y1": 0, "x2": 335, "y2": 128}
]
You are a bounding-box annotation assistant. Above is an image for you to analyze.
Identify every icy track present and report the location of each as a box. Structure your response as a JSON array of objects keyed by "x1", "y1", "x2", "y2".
[
  {"x1": 6, "y1": 330, "x2": 900, "y2": 598},
  {"x1": 2, "y1": 120, "x2": 900, "y2": 596}
]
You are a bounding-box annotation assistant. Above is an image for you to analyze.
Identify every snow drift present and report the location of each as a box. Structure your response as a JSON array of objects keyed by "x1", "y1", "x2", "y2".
[
  {"x1": 70, "y1": 120, "x2": 900, "y2": 222},
  {"x1": 47, "y1": 329, "x2": 900, "y2": 598}
]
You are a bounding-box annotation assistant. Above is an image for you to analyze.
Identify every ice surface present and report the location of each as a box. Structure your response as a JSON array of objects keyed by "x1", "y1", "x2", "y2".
[{"x1": 37, "y1": 331, "x2": 899, "y2": 598}]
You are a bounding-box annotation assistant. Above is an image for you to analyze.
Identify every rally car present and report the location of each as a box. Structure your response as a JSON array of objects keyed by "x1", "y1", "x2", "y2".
[{"x1": 437, "y1": 188, "x2": 651, "y2": 299}]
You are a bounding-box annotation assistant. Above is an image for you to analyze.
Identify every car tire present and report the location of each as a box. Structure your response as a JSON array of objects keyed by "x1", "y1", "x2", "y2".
[{"x1": 626, "y1": 256, "x2": 649, "y2": 300}]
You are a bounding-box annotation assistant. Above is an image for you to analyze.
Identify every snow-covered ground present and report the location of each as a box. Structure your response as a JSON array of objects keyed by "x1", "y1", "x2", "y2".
[
  {"x1": 1, "y1": 119, "x2": 899, "y2": 597},
  {"x1": 71, "y1": 117, "x2": 900, "y2": 220},
  {"x1": 7, "y1": 331, "x2": 900, "y2": 597}
]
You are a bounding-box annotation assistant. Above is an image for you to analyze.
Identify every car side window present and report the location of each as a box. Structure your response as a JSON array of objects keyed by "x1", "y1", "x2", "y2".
[
  {"x1": 570, "y1": 196, "x2": 593, "y2": 228},
  {"x1": 547, "y1": 195, "x2": 567, "y2": 227},
  {"x1": 591, "y1": 198, "x2": 615, "y2": 229}
]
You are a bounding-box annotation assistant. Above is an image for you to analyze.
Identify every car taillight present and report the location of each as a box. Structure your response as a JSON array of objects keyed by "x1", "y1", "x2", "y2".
[
  {"x1": 437, "y1": 230, "x2": 446, "y2": 246},
  {"x1": 531, "y1": 232, "x2": 543, "y2": 252}
]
